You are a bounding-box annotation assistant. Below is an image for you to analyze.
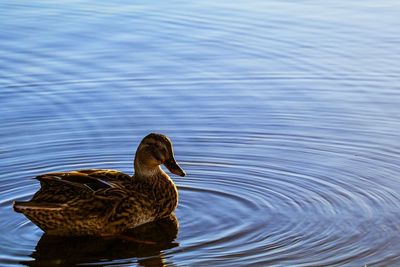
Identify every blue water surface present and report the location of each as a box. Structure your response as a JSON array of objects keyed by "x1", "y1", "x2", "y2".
[{"x1": 1, "y1": 0, "x2": 400, "y2": 266}]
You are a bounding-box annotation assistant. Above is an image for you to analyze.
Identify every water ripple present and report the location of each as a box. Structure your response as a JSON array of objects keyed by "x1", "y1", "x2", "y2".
[{"x1": 2, "y1": 0, "x2": 400, "y2": 266}]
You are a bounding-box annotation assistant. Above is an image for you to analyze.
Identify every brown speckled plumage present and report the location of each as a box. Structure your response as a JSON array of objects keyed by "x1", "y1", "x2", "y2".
[{"x1": 13, "y1": 133, "x2": 185, "y2": 235}]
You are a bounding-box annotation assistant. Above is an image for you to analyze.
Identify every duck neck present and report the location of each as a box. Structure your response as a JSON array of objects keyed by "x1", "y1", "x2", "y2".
[
  {"x1": 133, "y1": 155, "x2": 178, "y2": 216},
  {"x1": 133, "y1": 160, "x2": 159, "y2": 179},
  {"x1": 134, "y1": 154, "x2": 164, "y2": 182}
]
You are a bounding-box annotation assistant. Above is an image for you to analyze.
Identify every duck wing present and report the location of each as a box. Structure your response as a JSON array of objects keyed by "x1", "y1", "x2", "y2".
[
  {"x1": 13, "y1": 170, "x2": 133, "y2": 234},
  {"x1": 29, "y1": 169, "x2": 131, "y2": 203}
]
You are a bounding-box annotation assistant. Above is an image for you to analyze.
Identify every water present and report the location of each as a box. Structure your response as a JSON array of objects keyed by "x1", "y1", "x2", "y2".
[{"x1": 1, "y1": 0, "x2": 400, "y2": 266}]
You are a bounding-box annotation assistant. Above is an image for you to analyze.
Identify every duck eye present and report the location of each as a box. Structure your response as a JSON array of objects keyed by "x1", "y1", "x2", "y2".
[
  {"x1": 160, "y1": 146, "x2": 166, "y2": 153},
  {"x1": 153, "y1": 143, "x2": 166, "y2": 153}
]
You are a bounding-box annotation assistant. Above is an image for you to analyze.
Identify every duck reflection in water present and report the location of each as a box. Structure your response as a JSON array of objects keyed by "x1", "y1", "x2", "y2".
[{"x1": 22, "y1": 214, "x2": 179, "y2": 267}]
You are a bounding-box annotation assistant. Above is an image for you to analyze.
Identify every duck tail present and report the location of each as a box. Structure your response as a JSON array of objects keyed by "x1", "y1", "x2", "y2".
[
  {"x1": 13, "y1": 201, "x2": 67, "y2": 233},
  {"x1": 13, "y1": 201, "x2": 28, "y2": 213},
  {"x1": 13, "y1": 201, "x2": 64, "y2": 213}
]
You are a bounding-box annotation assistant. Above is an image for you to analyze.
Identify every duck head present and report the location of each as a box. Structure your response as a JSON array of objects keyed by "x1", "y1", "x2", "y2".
[{"x1": 134, "y1": 133, "x2": 186, "y2": 177}]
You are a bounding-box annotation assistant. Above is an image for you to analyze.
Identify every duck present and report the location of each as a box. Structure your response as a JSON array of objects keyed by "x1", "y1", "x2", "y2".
[{"x1": 13, "y1": 133, "x2": 186, "y2": 236}]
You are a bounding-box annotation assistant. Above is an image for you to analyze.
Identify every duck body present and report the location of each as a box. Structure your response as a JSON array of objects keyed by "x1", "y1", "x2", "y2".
[{"x1": 13, "y1": 133, "x2": 185, "y2": 236}]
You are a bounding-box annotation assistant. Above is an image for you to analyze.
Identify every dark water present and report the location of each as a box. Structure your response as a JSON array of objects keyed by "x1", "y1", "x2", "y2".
[{"x1": 1, "y1": 0, "x2": 400, "y2": 266}]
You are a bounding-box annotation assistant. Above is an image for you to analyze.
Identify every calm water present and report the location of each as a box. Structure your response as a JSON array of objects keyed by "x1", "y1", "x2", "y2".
[{"x1": 1, "y1": 0, "x2": 400, "y2": 266}]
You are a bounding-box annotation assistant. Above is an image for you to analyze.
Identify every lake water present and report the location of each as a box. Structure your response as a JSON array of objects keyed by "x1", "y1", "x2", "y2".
[{"x1": 1, "y1": 0, "x2": 400, "y2": 266}]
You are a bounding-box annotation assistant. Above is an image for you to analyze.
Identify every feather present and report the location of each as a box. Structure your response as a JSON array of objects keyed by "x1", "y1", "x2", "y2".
[{"x1": 12, "y1": 133, "x2": 184, "y2": 235}]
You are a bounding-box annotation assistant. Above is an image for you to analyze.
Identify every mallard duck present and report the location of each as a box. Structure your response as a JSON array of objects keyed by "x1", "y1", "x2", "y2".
[{"x1": 13, "y1": 133, "x2": 185, "y2": 236}]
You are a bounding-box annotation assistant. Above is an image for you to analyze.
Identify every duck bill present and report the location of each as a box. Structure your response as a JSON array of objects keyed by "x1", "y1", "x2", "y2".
[{"x1": 164, "y1": 157, "x2": 186, "y2": 177}]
